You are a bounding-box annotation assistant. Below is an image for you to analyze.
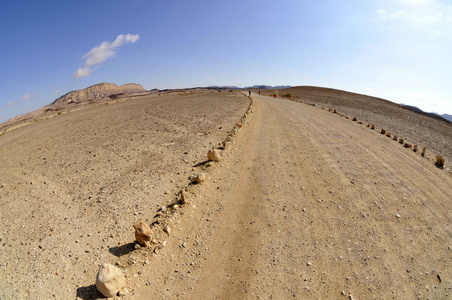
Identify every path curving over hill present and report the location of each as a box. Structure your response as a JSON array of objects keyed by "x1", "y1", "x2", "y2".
[{"x1": 134, "y1": 94, "x2": 451, "y2": 299}]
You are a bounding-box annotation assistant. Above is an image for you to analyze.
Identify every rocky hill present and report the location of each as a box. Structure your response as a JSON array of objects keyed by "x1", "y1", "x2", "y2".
[{"x1": 51, "y1": 82, "x2": 146, "y2": 106}]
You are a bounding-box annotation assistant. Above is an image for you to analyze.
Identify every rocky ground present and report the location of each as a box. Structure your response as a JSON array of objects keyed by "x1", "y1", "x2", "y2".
[
  {"x1": 271, "y1": 86, "x2": 452, "y2": 165},
  {"x1": 0, "y1": 89, "x2": 451, "y2": 299},
  {"x1": 0, "y1": 90, "x2": 249, "y2": 299}
]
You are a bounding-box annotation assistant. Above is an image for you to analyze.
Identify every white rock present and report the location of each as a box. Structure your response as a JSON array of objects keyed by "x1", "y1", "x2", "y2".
[
  {"x1": 195, "y1": 173, "x2": 206, "y2": 183},
  {"x1": 118, "y1": 287, "x2": 129, "y2": 296},
  {"x1": 133, "y1": 221, "x2": 152, "y2": 247},
  {"x1": 164, "y1": 225, "x2": 171, "y2": 234},
  {"x1": 96, "y1": 263, "x2": 126, "y2": 298},
  {"x1": 207, "y1": 149, "x2": 221, "y2": 162}
]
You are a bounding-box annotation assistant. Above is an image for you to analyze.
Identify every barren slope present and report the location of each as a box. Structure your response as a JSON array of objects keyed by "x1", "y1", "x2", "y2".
[
  {"x1": 272, "y1": 86, "x2": 452, "y2": 164},
  {"x1": 130, "y1": 94, "x2": 451, "y2": 299}
]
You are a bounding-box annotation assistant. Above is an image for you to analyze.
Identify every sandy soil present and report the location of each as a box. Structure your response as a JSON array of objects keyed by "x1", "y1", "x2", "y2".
[
  {"x1": 0, "y1": 90, "x2": 249, "y2": 299},
  {"x1": 273, "y1": 86, "x2": 452, "y2": 165},
  {"x1": 1, "y1": 90, "x2": 451, "y2": 299}
]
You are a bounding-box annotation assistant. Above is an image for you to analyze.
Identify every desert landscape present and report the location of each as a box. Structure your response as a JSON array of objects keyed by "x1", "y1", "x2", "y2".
[{"x1": 0, "y1": 87, "x2": 451, "y2": 299}]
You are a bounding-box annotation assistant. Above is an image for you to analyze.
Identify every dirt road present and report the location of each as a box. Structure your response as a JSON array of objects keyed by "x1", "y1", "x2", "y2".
[{"x1": 133, "y1": 94, "x2": 451, "y2": 299}]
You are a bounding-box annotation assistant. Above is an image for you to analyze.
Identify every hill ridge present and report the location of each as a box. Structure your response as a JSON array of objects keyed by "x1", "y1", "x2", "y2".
[{"x1": 51, "y1": 82, "x2": 146, "y2": 106}]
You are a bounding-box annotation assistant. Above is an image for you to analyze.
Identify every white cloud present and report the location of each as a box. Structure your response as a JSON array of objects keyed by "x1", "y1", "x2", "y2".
[
  {"x1": 73, "y1": 33, "x2": 140, "y2": 79},
  {"x1": 73, "y1": 67, "x2": 92, "y2": 78},
  {"x1": 432, "y1": 30, "x2": 443, "y2": 37},
  {"x1": 391, "y1": 10, "x2": 406, "y2": 18},
  {"x1": 376, "y1": 9, "x2": 406, "y2": 19},
  {"x1": 53, "y1": 89, "x2": 61, "y2": 94},
  {"x1": 7, "y1": 101, "x2": 14, "y2": 107},
  {"x1": 19, "y1": 92, "x2": 39, "y2": 101},
  {"x1": 20, "y1": 93, "x2": 31, "y2": 101},
  {"x1": 397, "y1": 0, "x2": 432, "y2": 4}
]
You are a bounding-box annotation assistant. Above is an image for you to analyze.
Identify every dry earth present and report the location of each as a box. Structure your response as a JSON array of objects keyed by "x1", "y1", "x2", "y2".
[
  {"x1": 1, "y1": 90, "x2": 451, "y2": 299},
  {"x1": 0, "y1": 90, "x2": 249, "y2": 299},
  {"x1": 271, "y1": 86, "x2": 452, "y2": 165}
]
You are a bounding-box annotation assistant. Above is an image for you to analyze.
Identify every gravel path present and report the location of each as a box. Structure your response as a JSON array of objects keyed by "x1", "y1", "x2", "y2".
[{"x1": 132, "y1": 93, "x2": 451, "y2": 299}]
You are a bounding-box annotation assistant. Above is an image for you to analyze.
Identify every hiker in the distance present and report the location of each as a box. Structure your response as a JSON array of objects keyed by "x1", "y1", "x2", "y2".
[
  {"x1": 249, "y1": 90, "x2": 251, "y2": 96},
  {"x1": 274, "y1": 90, "x2": 277, "y2": 98},
  {"x1": 258, "y1": 91, "x2": 261, "y2": 96}
]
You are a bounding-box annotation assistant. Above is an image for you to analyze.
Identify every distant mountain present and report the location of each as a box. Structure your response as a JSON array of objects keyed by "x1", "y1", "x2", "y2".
[
  {"x1": 207, "y1": 85, "x2": 240, "y2": 90},
  {"x1": 442, "y1": 114, "x2": 452, "y2": 122},
  {"x1": 402, "y1": 104, "x2": 451, "y2": 124},
  {"x1": 247, "y1": 85, "x2": 292, "y2": 90},
  {"x1": 50, "y1": 82, "x2": 146, "y2": 106},
  {"x1": 206, "y1": 85, "x2": 292, "y2": 90}
]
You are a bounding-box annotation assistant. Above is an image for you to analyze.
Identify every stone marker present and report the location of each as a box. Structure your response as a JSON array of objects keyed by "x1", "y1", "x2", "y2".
[
  {"x1": 436, "y1": 155, "x2": 445, "y2": 167},
  {"x1": 399, "y1": 138, "x2": 404, "y2": 144},
  {"x1": 96, "y1": 263, "x2": 126, "y2": 298},
  {"x1": 207, "y1": 149, "x2": 221, "y2": 162},
  {"x1": 164, "y1": 225, "x2": 171, "y2": 234},
  {"x1": 380, "y1": 129, "x2": 386, "y2": 134},
  {"x1": 195, "y1": 173, "x2": 206, "y2": 183},
  {"x1": 180, "y1": 190, "x2": 188, "y2": 204},
  {"x1": 393, "y1": 135, "x2": 398, "y2": 141},
  {"x1": 422, "y1": 148, "x2": 426, "y2": 156},
  {"x1": 133, "y1": 221, "x2": 152, "y2": 247},
  {"x1": 413, "y1": 145, "x2": 418, "y2": 152}
]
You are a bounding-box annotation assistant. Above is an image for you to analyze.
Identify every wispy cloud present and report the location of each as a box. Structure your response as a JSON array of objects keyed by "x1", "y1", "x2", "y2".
[
  {"x1": 20, "y1": 93, "x2": 31, "y2": 101},
  {"x1": 19, "y1": 92, "x2": 39, "y2": 101},
  {"x1": 73, "y1": 34, "x2": 140, "y2": 79},
  {"x1": 7, "y1": 101, "x2": 14, "y2": 107},
  {"x1": 376, "y1": 9, "x2": 406, "y2": 19},
  {"x1": 432, "y1": 30, "x2": 443, "y2": 38},
  {"x1": 53, "y1": 89, "x2": 61, "y2": 94}
]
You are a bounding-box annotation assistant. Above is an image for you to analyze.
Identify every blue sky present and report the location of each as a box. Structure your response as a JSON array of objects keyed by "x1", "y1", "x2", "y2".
[{"x1": 1, "y1": 0, "x2": 451, "y2": 123}]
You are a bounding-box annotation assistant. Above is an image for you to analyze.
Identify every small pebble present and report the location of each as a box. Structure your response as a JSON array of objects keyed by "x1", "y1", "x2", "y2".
[
  {"x1": 118, "y1": 288, "x2": 129, "y2": 296},
  {"x1": 195, "y1": 173, "x2": 206, "y2": 183},
  {"x1": 396, "y1": 214, "x2": 401, "y2": 218}
]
